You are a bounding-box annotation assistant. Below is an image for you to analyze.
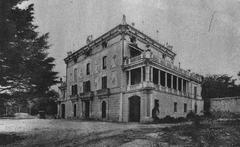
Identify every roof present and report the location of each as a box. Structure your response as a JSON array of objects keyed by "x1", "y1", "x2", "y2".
[{"x1": 64, "y1": 23, "x2": 176, "y2": 63}]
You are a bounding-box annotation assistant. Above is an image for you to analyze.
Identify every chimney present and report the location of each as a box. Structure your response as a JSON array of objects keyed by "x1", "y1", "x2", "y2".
[{"x1": 179, "y1": 62, "x2": 181, "y2": 68}]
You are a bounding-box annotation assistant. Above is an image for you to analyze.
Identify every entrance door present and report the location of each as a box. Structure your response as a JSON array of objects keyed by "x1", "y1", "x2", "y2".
[
  {"x1": 129, "y1": 96, "x2": 140, "y2": 122},
  {"x1": 102, "y1": 101, "x2": 106, "y2": 119},
  {"x1": 61, "y1": 104, "x2": 65, "y2": 118},
  {"x1": 85, "y1": 101, "x2": 90, "y2": 118}
]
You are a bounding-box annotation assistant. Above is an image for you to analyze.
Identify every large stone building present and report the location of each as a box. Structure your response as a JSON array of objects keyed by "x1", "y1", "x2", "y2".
[{"x1": 57, "y1": 16, "x2": 203, "y2": 122}]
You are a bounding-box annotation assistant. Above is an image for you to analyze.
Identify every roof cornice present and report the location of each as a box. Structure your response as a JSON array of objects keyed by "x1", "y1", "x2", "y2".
[{"x1": 64, "y1": 23, "x2": 176, "y2": 63}]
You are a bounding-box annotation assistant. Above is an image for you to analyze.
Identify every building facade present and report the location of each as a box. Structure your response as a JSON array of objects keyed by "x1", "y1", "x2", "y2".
[{"x1": 57, "y1": 16, "x2": 203, "y2": 122}]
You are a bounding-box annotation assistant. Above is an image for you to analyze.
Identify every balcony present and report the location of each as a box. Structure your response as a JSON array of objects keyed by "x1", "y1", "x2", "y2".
[
  {"x1": 127, "y1": 81, "x2": 191, "y2": 98},
  {"x1": 70, "y1": 94, "x2": 78, "y2": 102},
  {"x1": 127, "y1": 81, "x2": 155, "y2": 91},
  {"x1": 96, "y1": 88, "x2": 110, "y2": 97},
  {"x1": 79, "y1": 91, "x2": 94, "y2": 101},
  {"x1": 124, "y1": 52, "x2": 201, "y2": 83}
]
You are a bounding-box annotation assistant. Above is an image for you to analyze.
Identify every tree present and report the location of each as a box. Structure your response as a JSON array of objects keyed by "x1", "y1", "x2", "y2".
[{"x1": 0, "y1": 1, "x2": 58, "y2": 96}]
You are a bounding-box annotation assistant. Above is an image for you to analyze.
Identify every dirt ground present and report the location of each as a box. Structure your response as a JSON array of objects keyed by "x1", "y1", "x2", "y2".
[{"x1": 0, "y1": 119, "x2": 240, "y2": 147}]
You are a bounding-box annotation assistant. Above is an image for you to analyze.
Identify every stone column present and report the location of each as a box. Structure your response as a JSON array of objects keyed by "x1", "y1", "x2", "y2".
[
  {"x1": 146, "y1": 66, "x2": 150, "y2": 82},
  {"x1": 128, "y1": 70, "x2": 131, "y2": 85},
  {"x1": 171, "y1": 74, "x2": 173, "y2": 89},
  {"x1": 141, "y1": 67, "x2": 143, "y2": 82},
  {"x1": 150, "y1": 67, "x2": 153, "y2": 82},
  {"x1": 165, "y1": 72, "x2": 167, "y2": 87},
  {"x1": 158, "y1": 70, "x2": 161, "y2": 85}
]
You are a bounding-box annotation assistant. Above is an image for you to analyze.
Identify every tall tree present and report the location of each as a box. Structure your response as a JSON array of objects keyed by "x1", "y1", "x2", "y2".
[{"x1": 0, "y1": 1, "x2": 58, "y2": 97}]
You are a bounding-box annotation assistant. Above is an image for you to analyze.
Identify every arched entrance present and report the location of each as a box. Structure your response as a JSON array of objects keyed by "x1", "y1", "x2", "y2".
[
  {"x1": 61, "y1": 104, "x2": 65, "y2": 118},
  {"x1": 129, "y1": 96, "x2": 141, "y2": 122},
  {"x1": 102, "y1": 101, "x2": 107, "y2": 119}
]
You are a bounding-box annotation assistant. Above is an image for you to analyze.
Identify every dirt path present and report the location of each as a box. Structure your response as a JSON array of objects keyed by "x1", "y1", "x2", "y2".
[{"x1": 0, "y1": 119, "x2": 179, "y2": 147}]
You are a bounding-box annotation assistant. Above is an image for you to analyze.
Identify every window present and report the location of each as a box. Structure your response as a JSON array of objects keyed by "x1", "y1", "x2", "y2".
[
  {"x1": 102, "y1": 41, "x2": 108, "y2": 48},
  {"x1": 130, "y1": 68, "x2": 141, "y2": 85},
  {"x1": 83, "y1": 81, "x2": 91, "y2": 92},
  {"x1": 173, "y1": 76, "x2": 177, "y2": 90},
  {"x1": 194, "y1": 86, "x2": 197, "y2": 98},
  {"x1": 194, "y1": 103, "x2": 197, "y2": 113},
  {"x1": 154, "y1": 100, "x2": 159, "y2": 108},
  {"x1": 160, "y1": 71, "x2": 165, "y2": 86},
  {"x1": 167, "y1": 73, "x2": 171, "y2": 88},
  {"x1": 183, "y1": 80, "x2": 187, "y2": 92},
  {"x1": 102, "y1": 76, "x2": 107, "y2": 89},
  {"x1": 153, "y1": 68, "x2": 159, "y2": 85},
  {"x1": 184, "y1": 103, "x2": 187, "y2": 113},
  {"x1": 86, "y1": 63, "x2": 90, "y2": 75},
  {"x1": 102, "y1": 56, "x2": 107, "y2": 69},
  {"x1": 174, "y1": 102, "x2": 177, "y2": 112},
  {"x1": 71, "y1": 84, "x2": 78, "y2": 95},
  {"x1": 130, "y1": 36, "x2": 136, "y2": 43},
  {"x1": 74, "y1": 68, "x2": 77, "y2": 82},
  {"x1": 178, "y1": 78, "x2": 182, "y2": 91}
]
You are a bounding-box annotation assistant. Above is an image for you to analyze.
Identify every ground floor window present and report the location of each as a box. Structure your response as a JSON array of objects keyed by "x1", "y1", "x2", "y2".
[
  {"x1": 174, "y1": 102, "x2": 177, "y2": 112},
  {"x1": 184, "y1": 103, "x2": 187, "y2": 113},
  {"x1": 195, "y1": 103, "x2": 197, "y2": 113}
]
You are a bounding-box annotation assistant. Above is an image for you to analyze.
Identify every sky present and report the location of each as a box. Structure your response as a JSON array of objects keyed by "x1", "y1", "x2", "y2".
[{"x1": 27, "y1": 0, "x2": 240, "y2": 80}]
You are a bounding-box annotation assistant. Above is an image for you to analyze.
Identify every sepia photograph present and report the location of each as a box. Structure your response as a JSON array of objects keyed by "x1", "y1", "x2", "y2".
[{"x1": 1, "y1": 0, "x2": 240, "y2": 146}]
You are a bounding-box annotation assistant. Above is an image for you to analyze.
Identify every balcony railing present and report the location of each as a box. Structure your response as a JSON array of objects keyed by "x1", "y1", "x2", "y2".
[
  {"x1": 79, "y1": 91, "x2": 94, "y2": 100},
  {"x1": 96, "y1": 88, "x2": 110, "y2": 96},
  {"x1": 127, "y1": 81, "x2": 155, "y2": 91},
  {"x1": 124, "y1": 52, "x2": 202, "y2": 82},
  {"x1": 127, "y1": 82, "x2": 191, "y2": 98}
]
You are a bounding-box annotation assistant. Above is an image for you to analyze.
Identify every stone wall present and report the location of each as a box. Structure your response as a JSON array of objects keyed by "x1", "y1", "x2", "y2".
[{"x1": 210, "y1": 96, "x2": 240, "y2": 113}]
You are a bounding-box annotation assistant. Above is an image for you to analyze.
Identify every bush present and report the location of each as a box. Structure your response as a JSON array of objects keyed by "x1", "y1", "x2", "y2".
[
  {"x1": 186, "y1": 111, "x2": 196, "y2": 120},
  {"x1": 210, "y1": 110, "x2": 239, "y2": 119},
  {"x1": 157, "y1": 116, "x2": 187, "y2": 123}
]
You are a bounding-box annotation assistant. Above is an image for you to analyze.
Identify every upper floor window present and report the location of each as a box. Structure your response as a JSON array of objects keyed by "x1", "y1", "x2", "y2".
[
  {"x1": 102, "y1": 76, "x2": 107, "y2": 89},
  {"x1": 71, "y1": 84, "x2": 78, "y2": 96},
  {"x1": 167, "y1": 73, "x2": 172, "y2": 88},
  {"x1": 183, "y1": 80, "x2": 187, "y2": 92},
  {"x1": 173, "y1": 76, "x2": 177, "y2": 90},
  {"x1": 130, "y1": 36, "x2": 136, "y2": 43},
  {"x1": 178, "y1": 78, "x2": 182, "y2": 91},
  {"x1": 74, "y1": 68, "x2": 77, "y2": 82},
  {"x1": 153, "y1": 68, "x2": 159, "y2": 85},
  {"x1": 102, "y1": 41, "x2": 108, "y2": 48},
  {"x1": 160, "y1": 71, "x2": 165, "y2": 87},
  {"x1": 83, "y1": 81, "x2": 91, "y2": 93},
  {"x1": 86, "y1": 63, "x2": 90, "y2": 75},
  {"x1": 194, "y1": 86, "x2": 197, "y2": 98},
  {"x1": 102, "y1": 56, "x2": 107, "y2": 69}
]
